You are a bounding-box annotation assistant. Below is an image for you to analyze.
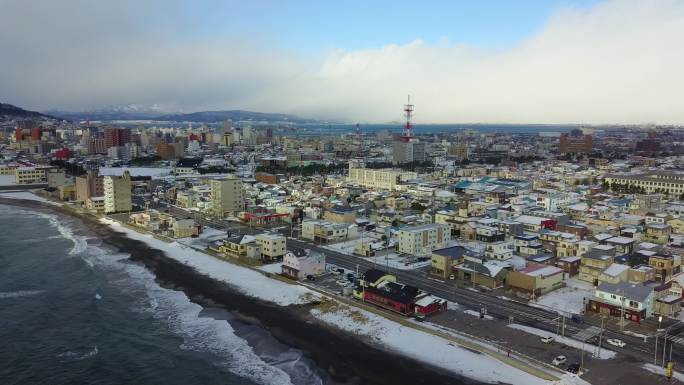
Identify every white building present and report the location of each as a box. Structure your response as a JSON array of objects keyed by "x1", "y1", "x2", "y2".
[
  {"x1": 348, "y1": 164, "x2": 416, "y2": 190},
  {"x1": 484, "y1": 241, "x2": 514, "y2": 260},
  {"x1": 210, "y1": 176, "x2": 245, "y2": 217},
  {"x1": 397, "y1": 224, "x2": 450, "y2": 256},
  {"x1": 104, "y1": 171, "x2": 132, "y2": 213},
  {"x1": 281, "y1": 249, "x2": 325, "y2": 280}
]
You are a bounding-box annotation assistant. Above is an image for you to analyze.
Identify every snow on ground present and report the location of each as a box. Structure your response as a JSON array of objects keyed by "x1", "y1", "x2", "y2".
[
  {"x1": 508, "y1": 324, "x2": 616, "y2": 359},
  {"x1": 178, "y1": 227, "x2": 228, "y2": 248},
  {"x1": 463, "y1": 309, "x2": 493, "y2": 320},
  {"x1": 323, "y1": 239, "x2": 357, "y2": 254},
  {"x1": 323, "y1": 240, "x2": 430, "y2": 270},
  {"x1": 643, "y1": 363, "x2": 684, "y2": 382},
  {"x1": 258, "y1": 263, "x2": 283, "y2": 274},
  {"x1": 101, "y1": 218, "x2": 318, "y2": 306},
  {"x1": 312, "y1": 304, "x2": 551, "y2": 385},
  {"x1": 0, "y1": 175, "x2": 16, "y2": 185},
  {"x1": 0, "y1": 191, "x2": 61, "y2": 206},
  {"x1": 99, "y1": 167, "x2": 172, "y2": 178},
  {"x1": 533, "y1": 278, "x2": 594, "y2": 316}
]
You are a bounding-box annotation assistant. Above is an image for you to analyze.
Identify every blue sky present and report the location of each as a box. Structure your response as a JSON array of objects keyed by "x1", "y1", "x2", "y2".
[{"x1": 177, "y1": 0, "x2": 599, "y2": 53}]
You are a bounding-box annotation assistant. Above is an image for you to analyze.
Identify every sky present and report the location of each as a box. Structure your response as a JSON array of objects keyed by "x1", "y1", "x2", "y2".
[{"x1": 1, "y1": 0, "x2": 683, "y2": 124}]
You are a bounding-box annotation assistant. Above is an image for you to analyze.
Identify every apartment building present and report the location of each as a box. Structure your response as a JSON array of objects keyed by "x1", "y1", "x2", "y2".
[
  {"x1": 255, "y1": 233, "x2": 287, "y2": 261},
  {"x1": 397, "y1": 224, "x2": 450, "y2": 256},
  {"x1": 348, "y1": 164, "x2": 416, "y2": 190},
  {"x1": 604, "y1": 172, "x2": 684, "y2": 196},
  {"x1": 14, "y1": 167, "x2": 48, "y2": 184},
  {"x1": 210, "y1": 176, "x2": 245, "y2": 217},
  {"x1": 579, "y1": 254, "x2": 614, "y2": 284},
  {"x1": 103, "y1": 171, "x2": 132, "y2": 214},
  {"x1": 75, "y1": 171, "x2": 104, "y2": 202},
  {"x1": 301, "y1": 219, "x2": 357, "y2": 244}
]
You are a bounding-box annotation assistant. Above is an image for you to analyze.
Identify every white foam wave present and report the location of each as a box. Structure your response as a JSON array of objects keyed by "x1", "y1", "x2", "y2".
[
  {"x1": 57, "y1": 346, "x2": 98, "y2": 361},
  {"x1": 0, "y1": 290, "x2": 43, "y2": 299},
  {"x1": 82, "y1": 243, "x2": 296, "y2": 385},
  {"x1": 29, "y1": 211, "x2": 89, "y2": 255}
]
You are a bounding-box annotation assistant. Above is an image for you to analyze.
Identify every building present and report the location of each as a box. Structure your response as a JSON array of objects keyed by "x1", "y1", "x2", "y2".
[
  {"x1": 452, "y1": 256, "x2": 509, "y2": 289},
  {"x1": 430, "y1": 246, "x2": 469, "y2": 278},
  {"x1": 103, "y1": 171, "x2": 132, "y2": 214},
  {"x1": 300, "y1": 219, "x2": 357, "y2": 244},
  {"x1": 506, "y1": 263, "x2": 564, "y2": 298},
  {"x1": 14, "y1": 167, "x2": 48, "y2": 184},
  {"x1": 104, "y1": 127, "x2": 130, "y2": 149},
  {"x1": 586, "y1": 282, "x2": 654, "y2": 323},
  {"x1": 323, "y1": 205, "x2": 357, "y2": 223},
  {"x1": 649, "y1": 254, "x2": 682, "y2": 283},
  {"x1": 348, "y1": 164, "x2": 416, "y2": 190},
  {"x1": 397, "y1": 224, "x2": 450, "y2": 256},
  {"x1": 210, "y1": 177, "x2": 245, "y2": 217},
  {"x1": 604, "y1": 172, "x2": 684, "y2": 196},
  {"x1": 559, "y1": 131, "x2": 592, "y2": 155},
  {"x1": 281, "y1": 248, "x2": 325, "y2": 280},
  {"x1": 75, "y1": 171, "x2": 104, "y2": 202},
  {"x1": 255, "y1": 233, "x2": 287, "y2": 261},
  {"x1": 484, "y1": 241, "x2": 514, "y2": 260},
  {"x1": 393, "y1": 139, "x2": 426, "y2": 164},
  {"x1": 214, "y1": 235, "x2": 262, "y2": 260},
  {"x1": 157, "y1": 142, "x2": 185, "y2": 160},
  {"x1": 579, "y1": 254, "x2": 614, "y2": 285}
]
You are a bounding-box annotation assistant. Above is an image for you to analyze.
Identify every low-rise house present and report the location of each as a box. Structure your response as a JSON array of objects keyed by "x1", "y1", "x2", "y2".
[
  {"x1": 214, "y1": 235, "x2": 262, "y2": 260},
  {"x1": 587, "y1": 282, "x2": 654, "y2": 323},
  {"x1": 598, "y1": 263, "x2": 630, "y2": 284},
  {"x1": 452, "y1": 256, "x2": 509, "y2": 289},
  {"x1": 514, "y1": 235, "x2": 543, "y2": 256},
  {"x1": 649, "y1": 254, "x2": 682, "y2": 283},
  {"x1": 484, "y1": 241, "x2": 513, "y2": 260},
  {"x1": 301, "y1": 219, "x2": 358, "y2": 244},
  {"x1": 579, "y1": 254, "x2": 614, "y2": 284},
  {"x1": 281, "y1": 248, "x2": 325, "y2": 280},
  {"x1": 628, "y1": 265, "x2": 656, "y2": 284},
  {"x1": 576, "y1": 240, "x2": 598, "y2": 257},
  {"x1": 430, "y1": 246, "x2": 469, "y2": 279},
  {"x1": 557, "y1": 239, "x2": 579, "y2": 258},
  {"x1": 644, "y1": 223, "x2": 672, "y2": 244},
  {"x1": 323, "y1": 205, "x2": 357, "y2": 223},
  {"x1": 558, "y1": 256, "x2": 581, "y2": 276},
  {"x1": 606, "y1": 236, "x2": 636, "y2": 255},
  {"x1": 506, "y1": 263, "x2": 564, "y2": 298},
  {"x1": 86, "y1": 196, "x2": 105, "y2": 212}
]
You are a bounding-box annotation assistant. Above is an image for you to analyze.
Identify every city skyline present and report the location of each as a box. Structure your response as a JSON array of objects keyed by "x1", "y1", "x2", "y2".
[{"x1": 2, "y1": 0, "x2": 684, "y2": 124}]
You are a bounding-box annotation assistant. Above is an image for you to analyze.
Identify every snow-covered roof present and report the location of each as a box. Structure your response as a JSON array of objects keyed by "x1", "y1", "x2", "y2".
[{"x1": 602, "y1": 263, "x2": 629, "y2": 277}]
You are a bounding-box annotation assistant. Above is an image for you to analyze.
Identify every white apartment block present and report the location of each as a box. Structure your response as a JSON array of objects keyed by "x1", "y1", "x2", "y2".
[
  {"x1": 104, "y1": 171, "x2": 132, "y2": 214},
  {"x1": 397, "y1": 224, "x2": 450, "y2": 256},
  {"x1": 348, "y1": 165, "x2": 416, "y2": 190}
]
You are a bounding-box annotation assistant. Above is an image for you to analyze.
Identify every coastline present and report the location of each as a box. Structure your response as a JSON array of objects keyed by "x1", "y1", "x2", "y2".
[{"x1": 0, "y1": 197, "x2": 481, "y2": 385}]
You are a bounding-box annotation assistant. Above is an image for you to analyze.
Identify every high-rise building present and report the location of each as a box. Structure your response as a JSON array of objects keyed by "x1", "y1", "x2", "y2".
[
  {"x1": 104, "y1": 127, "x2": 131, "y2": 149},
  {"x1": 156, "y1": 142, "x2": 185, "y2": 160},
  {"x1": 104, "y1": 171, "x2": 132, "y2": 213},
  {"x1": 75, "y1": 171, "x2": 104, "y2": 202},
  {"x1": 559, "y1": 130, "x2": 592, "y2": 155},
  {"x1": 210, "y1": 176, "x2": 245, "y2": 217},
  {"x1": 393, "y1": 139, "x2": 426, "y2": 164}
]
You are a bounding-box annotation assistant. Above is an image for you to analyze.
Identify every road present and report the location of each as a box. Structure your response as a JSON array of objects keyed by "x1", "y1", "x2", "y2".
[{"x1": 149, "y1": 202, "x2": 684, "y2": 367}]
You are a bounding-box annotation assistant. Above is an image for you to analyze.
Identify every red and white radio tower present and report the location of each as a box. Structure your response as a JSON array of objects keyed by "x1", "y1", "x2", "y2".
[
  {"x1": 355, "y1": 123, "x2": 361, "y2": 154},
  {"x1": 401, "y1": 95, "x2": 414, "y2": 141}
]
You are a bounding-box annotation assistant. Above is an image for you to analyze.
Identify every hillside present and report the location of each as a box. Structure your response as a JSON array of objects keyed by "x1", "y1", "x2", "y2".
[
  {"x1": 0, "y1": 103, "x2": 59, "y2": 121},
  {"x1": 153, "y1": 110, "x2": 318, "y2": 124}
]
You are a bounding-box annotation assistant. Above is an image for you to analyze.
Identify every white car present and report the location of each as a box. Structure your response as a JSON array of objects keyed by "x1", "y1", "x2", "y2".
[
  {"x1": 552, "y1": 355, "x2": 567, "y2": 366},
  {"x1": 541, "y1": 336, "x2": 555, "y2": 344},
  {"x1": 606, "y1": 338, "x2": 626, "y2": 348}
]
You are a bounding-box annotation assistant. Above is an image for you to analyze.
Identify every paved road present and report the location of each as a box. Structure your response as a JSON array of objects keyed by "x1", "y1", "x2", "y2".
[{"x1": 154, "y1": 202, "x2": 684, "y2": 366}]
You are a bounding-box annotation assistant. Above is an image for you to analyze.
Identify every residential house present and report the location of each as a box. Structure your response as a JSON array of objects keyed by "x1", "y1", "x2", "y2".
[
  {"x1": 255, "y1": 233, "x2": 287, "y2": 261},
  {"x1": 484, "y1": 241, "x2": 514, "y2": 260},
  {"x1": 579, "y1": 254, "x2": 614, "y2": 285},
  {"x1": 649, "y1": 254, "x2": 682, "y2": 283},
  {"x1": 452, "y1": 256, "x2": 509, "y2": 289},
  {"x1": 430, "y1": 246, "x2": 469, "y2": 279},
  {"x1": 587, "y1": 282, "x2": 654, "y2": 323},
  {"x1": 301, "y1": 219, "x2": 358, "y2": 244},
  {"x1": 644, "y1": 223, "x2": 672, "y2": 244},
  {"x1": 214, "y1": 235, "x2": 262, "y2": 260},
  {"x1": 281, "y1": 248, "x2": 325, "y2": 280},
  {"x1": 598, "y1": 263, "x2": 630, "y2": 284},
  {"x1": 506, "y1": 263, "x2": 564, "y2": 298},
  {"x1": 558, "y1": 256, "x2": 581, "y2": 276},
  {"x1": 514, "y1": 235, "x2": 543, "y2": 256}
]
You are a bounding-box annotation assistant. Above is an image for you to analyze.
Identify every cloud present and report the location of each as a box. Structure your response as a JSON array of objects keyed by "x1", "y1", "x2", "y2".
[{"x1": 1, "y1": 0, "x2": 684, "y2": 124}]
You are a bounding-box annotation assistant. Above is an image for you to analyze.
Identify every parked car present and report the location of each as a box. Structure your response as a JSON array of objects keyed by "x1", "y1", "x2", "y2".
[
  {"x1": 449, "y1": 274, "x2": 455, "y2": 280},
  {"x1": 306, "y1": 275, "x2": 316, "y2": 281},
  {"x1": 571, "y1": 314, "x2": 584, "y2": 324},
  {"x1": 541, "y1": 336, "x2": 555, "y2": 344},
  {"x1": 552, "y1": 355, "x2": 567, "y2": 366},
  {"x1": 566, "y1": 363, "x2": 580, "y2": 374},
  {"x1": 606, "y1": 338, "x2": 626, "y2": 348}
]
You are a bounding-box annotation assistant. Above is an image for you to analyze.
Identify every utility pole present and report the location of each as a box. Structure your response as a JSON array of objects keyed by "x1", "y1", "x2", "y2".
[
  {"x1": 596, "y1": 316, "x2": 605, "y2": 358},
  {"x1": 663, "y1": 330, "x2": 669, "y2": 367},
  {"x1": 655, "y1": 334, "x2": 659, "y2": 365},
  {"x1": 620, "y1": 289, "x2": 626, "y2": 332}
]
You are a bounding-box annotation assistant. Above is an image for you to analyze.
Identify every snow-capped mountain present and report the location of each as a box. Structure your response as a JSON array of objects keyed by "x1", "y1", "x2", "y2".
[{"x1": 45, "y1": 104, "x2": 180, "y2": 121}]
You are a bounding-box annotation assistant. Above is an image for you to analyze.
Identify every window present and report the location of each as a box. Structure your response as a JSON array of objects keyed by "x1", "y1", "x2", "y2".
[{"x1": 611, "y1": 294, "x2": 616, "y2": 299}]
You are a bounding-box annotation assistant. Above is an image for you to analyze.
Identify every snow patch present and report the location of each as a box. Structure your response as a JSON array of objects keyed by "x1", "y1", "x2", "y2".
[{"x1": 508, "y1": 324, "x2": 616, "y2": 359}]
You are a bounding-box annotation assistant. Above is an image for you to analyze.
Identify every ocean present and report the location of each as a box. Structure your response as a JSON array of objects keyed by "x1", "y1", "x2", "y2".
[{"x1": 0, "y1": 204, "x2": 325, "y2": 385}]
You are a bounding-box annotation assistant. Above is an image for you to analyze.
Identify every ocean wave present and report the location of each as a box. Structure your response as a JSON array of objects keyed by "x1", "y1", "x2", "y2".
[
  {"x1": 57, "y1": 346, "x2": 99, "y2": 361},
  {"x1": 82, "y1": 244, "x2": 297, "y2": 385},
  {"x1": 0, "y1": 290, "x2": 43, "y2": 299},
  {"x1": 29, "y1": 211, "x2": 89, "y2": 255}
]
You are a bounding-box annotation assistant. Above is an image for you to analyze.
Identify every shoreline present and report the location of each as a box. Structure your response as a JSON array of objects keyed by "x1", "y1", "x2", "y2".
[{"x1": 0, "y1": 197, "x2": 481, "y2": 385}]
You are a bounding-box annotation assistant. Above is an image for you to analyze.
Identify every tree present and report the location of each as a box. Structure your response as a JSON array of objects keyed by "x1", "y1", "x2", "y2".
[
  {"x1": 391, "y1": 219, "x2": 400, "y2": 227},
  {"x1": 411, "y1": 202, "x2": 426, "y2": 211}
]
